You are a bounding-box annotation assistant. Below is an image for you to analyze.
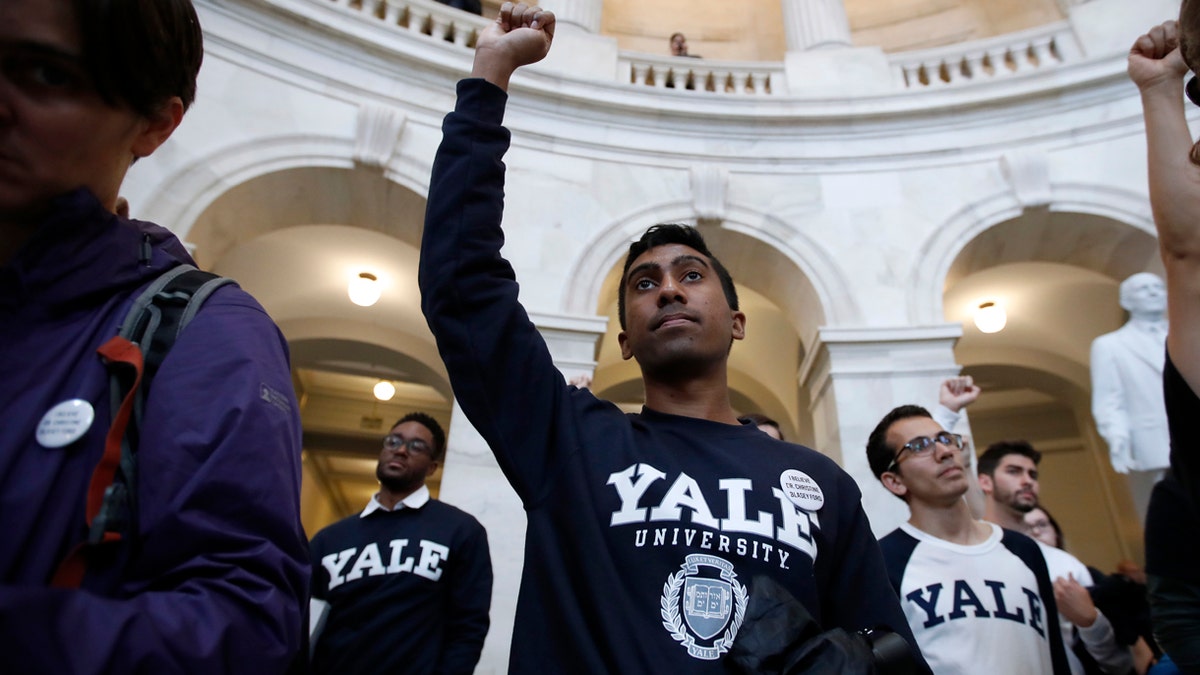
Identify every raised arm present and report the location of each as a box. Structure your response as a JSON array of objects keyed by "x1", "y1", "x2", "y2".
[
  {"x1": 1130, "y1": 20, "x2": 1200, "y2": 389},
  {"x1": 420, "y1": 4, "x2": 581, "y2": 504},
  {"x1": 935, "y1": 376, "x2": 987, "y2": 517}
]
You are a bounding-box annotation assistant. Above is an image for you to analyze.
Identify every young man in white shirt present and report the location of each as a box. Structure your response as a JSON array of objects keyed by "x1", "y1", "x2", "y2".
[{"x1": 867, "y1": 405, "x2": 1071, "y2": 674}]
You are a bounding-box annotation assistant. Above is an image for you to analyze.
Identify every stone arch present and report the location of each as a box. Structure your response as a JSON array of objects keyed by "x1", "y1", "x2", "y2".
[
  {"x1": 167, "y1": 157, "x2": 454, "y2": 531},
  {"x1": 136, "y1": 133, "x2": 431, "y2": 246},
  {"x1": 908, "y1": 184, "x2": 1157, "y2": 325}
]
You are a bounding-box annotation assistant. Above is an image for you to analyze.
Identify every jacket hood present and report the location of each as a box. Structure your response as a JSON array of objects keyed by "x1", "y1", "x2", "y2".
[{"x1": 1, "y1": 188, "x2": 195, "y2": 312}]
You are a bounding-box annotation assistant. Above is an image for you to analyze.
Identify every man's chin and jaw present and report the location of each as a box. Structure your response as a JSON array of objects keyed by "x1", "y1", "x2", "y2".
[
  {"x1": 884, "y1": 467, "x2": 969, "y2": 509},
  {"x1": 618, "y1": 317, "x2": 744, "y2": 380},
  {"x1": 998, "y1": 487, "x2": 1037, "y2": 515},
  {"x1": 376, "y1": 458, "x2": 434, "y2": 496}
]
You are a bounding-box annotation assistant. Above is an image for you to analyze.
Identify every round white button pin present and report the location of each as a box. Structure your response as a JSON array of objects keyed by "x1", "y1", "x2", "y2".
[
  {"x1": 36, "y1": 399, "x2": 95, "y2": 448},
  {"x1": 779, "y1": 469, "x2": 825, "y2": 512}
]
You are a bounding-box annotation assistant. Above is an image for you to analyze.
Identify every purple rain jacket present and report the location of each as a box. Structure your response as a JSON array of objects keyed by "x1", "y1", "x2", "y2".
[{"x1": 0, "y1": 189, "x2": 309, "y2": 673}]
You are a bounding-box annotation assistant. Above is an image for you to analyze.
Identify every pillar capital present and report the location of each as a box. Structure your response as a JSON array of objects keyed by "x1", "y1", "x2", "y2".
[
  {"x1": 781, "y1": 0, "x2": 852, "y2": 51},
  {"x1": 552, "y1": 0, "x2": 603, "y2": 33},
  {"x1": 799, "y1": 324, "x2": 964, "y2": 536}
]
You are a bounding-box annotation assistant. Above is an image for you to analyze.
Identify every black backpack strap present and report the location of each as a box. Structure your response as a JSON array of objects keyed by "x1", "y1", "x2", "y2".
[{"x1": 93, "y1": 266, "x2": 233, "y2": 544}]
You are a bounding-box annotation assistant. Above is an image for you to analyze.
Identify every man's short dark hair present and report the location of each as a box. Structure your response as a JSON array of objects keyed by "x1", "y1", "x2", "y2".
[
  {"x1": 617, "y1": 224, "x2": 738, "y2": 331},
  {"x1": 73, "y1": 0, "x2": 204, "y2": 116},
  {"x1": 394, "y1": 412, "x2": 447, "y2": 462},
  {"x1": 977, "y1": 440, "x2": 1041, "y2": 478},
  {"x1": 738, "y1": 413, "x2": 783, "y2": 441},
  {"x1": 866, "y1": 405, "x2": 932, "y2": 481},
  {"x1": 1182, "y1": 0, "x2": 1200, "y2": 72}
]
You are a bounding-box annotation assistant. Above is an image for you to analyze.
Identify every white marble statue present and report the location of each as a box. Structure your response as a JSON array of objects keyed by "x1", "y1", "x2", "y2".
[{"x1": 1090, "y1": 272, "x2": 1170, "y2": 522}]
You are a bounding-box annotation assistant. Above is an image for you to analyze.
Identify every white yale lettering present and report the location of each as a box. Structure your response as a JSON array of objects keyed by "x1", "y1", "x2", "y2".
[
  {"x1": 323, "y1": 539, "x2": 449, "y2": 590},
  {"x1": 607, "y1": 463, "x2": 817, "y2": 568}
]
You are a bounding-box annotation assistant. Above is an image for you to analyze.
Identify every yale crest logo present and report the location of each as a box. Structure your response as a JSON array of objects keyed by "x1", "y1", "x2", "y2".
[{"x1": 660, "y1": 554, "x2": 747, "y2": 660}]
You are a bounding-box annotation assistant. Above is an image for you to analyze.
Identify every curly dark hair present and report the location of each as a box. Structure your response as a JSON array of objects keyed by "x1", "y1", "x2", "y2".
[{"x1": 393, "y1": 412, "x2": 447, "y2": 462}]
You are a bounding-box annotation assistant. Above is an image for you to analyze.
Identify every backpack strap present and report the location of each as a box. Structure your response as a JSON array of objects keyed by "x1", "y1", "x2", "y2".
[{"x1": 52, "y1": 265, "x2": 234, "y2": 588}]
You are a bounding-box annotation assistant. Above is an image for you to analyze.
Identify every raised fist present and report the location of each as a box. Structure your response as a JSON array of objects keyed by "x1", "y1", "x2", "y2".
[
  {"x1": 471, "y1": 2, "x2": 556, "y2": 89},
  {"x1": 1128, "y1": 21, "x2": 1188, "y2": 93},
  {"x1": 939, "y1": 376, "x2": 981, "y2": 413}
]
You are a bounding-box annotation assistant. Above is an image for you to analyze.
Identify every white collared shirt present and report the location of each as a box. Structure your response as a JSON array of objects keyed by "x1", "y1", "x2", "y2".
[{"x1": 359, "y1": 484, "x2": 431, "y2": 518}]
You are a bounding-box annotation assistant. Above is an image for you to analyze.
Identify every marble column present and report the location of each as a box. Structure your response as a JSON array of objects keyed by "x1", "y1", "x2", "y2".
[
  {"x1": 435, "y1": 311, "x2": 607, "y2": 674},
  {"x1": 798, "y1": 324, "x2": 964, "y2": 536},
  {"x1": 552, "y1": 0, "x2": 603, "y2": 33},
  {"x1": 782, "y1": 0, "x2": 853, "y2": 51}
]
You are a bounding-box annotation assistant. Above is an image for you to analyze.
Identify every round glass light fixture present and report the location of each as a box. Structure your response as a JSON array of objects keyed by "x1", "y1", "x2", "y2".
[
  {"x1": 373, "y1": 380, "x2": 396, "y2": 401},
  {"x1": 974, "y1": 301, "x2": 1007, "y2": 334},
  {"x1": 348, "y1": 272, "x2": 380, "y2": 307}
]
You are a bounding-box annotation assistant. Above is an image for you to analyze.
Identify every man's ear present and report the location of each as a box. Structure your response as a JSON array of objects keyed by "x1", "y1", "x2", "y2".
[
  {"x1": 618, "y1": 331, "x2": 633, "y2": 361},
  {"x1": 731, "y1": 310, "x2": 746, "y2": 341},
  {"x1": 131, "y1": 96, "x2": 185, "y2": 159},
  {"x1": 881, "y1": 472, "x2": 908, "y2": 499},
  {"x1": 977, "y1": 473, "x2": 994, "y2": 496},
  {"x1": 425, "y1": 461, "x2": 440, "y2": 479}
]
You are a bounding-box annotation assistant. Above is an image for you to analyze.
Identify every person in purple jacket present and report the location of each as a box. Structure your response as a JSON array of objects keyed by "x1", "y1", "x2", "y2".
[{"x1": 0, "y1": 0, "x2": 309, "y2": 672}]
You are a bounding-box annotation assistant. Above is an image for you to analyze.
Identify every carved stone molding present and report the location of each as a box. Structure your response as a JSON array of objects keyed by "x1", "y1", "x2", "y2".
[
  {"x1": 1001, "y1": 148, "x2": 1052, "y2": 209},
  {"x1": 690, "y1": 163, "x2": 728, "y2": 223},
  {"x1": 353, "y1": 102, "x2": 407, "y2": 170}
]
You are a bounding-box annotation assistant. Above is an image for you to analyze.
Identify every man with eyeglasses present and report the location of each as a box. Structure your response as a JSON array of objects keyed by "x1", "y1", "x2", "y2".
[
  {"x1": 866, "y1": 405, "x2": 1071, "y2": 674},
  {"x1": 307, "y1": 412, "x2": 492, "y2": 675},
  {"x1": 976, "y1": 441, "x2": 1133, "y2": 675}
]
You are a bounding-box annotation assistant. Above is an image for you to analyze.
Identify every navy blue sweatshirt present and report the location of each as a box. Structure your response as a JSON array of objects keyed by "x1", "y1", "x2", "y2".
[
  {"x1": 310, "y1": 499, "x2": 492, "y2": 675},
  {"x1": 419, "y1": 78, "x2": 927, "y2": 674}
]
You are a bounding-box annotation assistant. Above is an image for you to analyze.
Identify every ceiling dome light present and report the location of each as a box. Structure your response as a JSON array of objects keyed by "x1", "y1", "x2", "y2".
[
  {"x1": 974, "y1": 301, "x2": 1007, "y2": 334},
  {"x1": 373, "y1": 380, "x2": 396, "y2": 401},
  {"x1": 348, "y1": 272, "x2": 380, "y2": 307}
]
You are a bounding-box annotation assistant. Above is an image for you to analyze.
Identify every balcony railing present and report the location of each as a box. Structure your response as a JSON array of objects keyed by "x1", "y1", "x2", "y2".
[
  {"x1": 620, "y1": 55, "x2": 783, "y2": 96},
  {"x1": 329, "y1": 0, "x2": 488, "y2": 47},
  {"x1": 324, "y1": 0, "x2": 1085, "y2": 96},
  {"x1": 888, "y1": 21, "x2": 1083, "y2": 89}
]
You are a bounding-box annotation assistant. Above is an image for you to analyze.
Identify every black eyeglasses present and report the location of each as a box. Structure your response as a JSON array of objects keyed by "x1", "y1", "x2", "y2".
[
  {"x1": 382, "y1": 434, "x2": 434, "y2": 457},
  {"x1": 887, "y1": 432, "x2": 963, "y2": 473}
]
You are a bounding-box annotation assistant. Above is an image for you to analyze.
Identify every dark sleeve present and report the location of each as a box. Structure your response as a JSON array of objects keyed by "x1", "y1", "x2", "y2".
[
  {"x1": 877, "y1": 529, "x2": 918, "y2": 597},
  {"x1": 310, "y1": 529, "x2": 331, "y2": 601},
  {"x1": 436, "y1": 516, "x2": 493, "y2": 675},
  {"x1": 819, "y1": 479, "x2": 930, "y2": 674},
  {"x1": 1002, "y1": 531, "x2": 1072, "y2": 675},
  {"x1": 1165, "y1": 349, "x2": 1200, "y2": 506},
  {"x1": 0, "y1": 291, "x2": 310, "y2": 673},
  {"x1": 419, "y1": 79, "x2": 578, "y2": 506}
]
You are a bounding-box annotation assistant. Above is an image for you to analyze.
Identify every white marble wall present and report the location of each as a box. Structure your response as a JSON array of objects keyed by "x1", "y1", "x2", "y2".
[{"x1": 124, "y1": 0, "x2": 1187, "y2": 669}]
